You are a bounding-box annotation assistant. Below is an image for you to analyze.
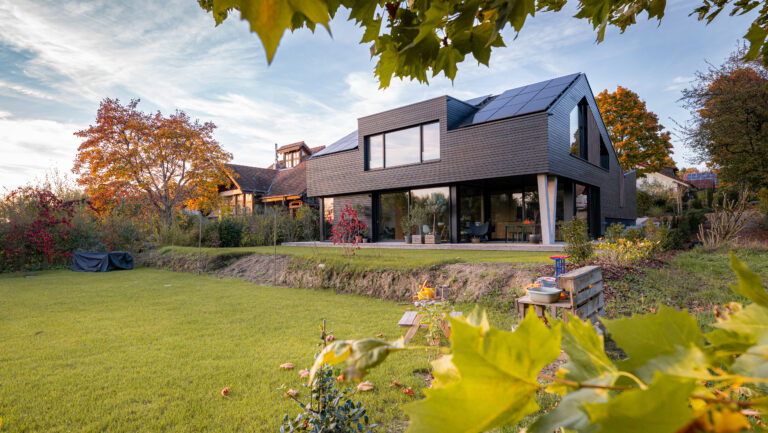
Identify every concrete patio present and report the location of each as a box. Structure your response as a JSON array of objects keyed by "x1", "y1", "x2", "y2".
[{"x1": 282, "y1": 241, "x2": 565, "y2": 252}]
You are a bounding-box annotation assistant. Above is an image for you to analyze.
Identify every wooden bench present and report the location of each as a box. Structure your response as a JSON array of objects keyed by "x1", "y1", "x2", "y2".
[
  {"x1": 397, "y1": 310, "x2": 463, "y2": 343},
  {"x1": 515, "y1": 265, "x2": 604, "y2": 324}
]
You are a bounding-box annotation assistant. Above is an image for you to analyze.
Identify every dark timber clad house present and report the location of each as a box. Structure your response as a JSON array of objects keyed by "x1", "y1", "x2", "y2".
[{"x1": 306, "y1": 73, "x2": 637, "y2": 245}]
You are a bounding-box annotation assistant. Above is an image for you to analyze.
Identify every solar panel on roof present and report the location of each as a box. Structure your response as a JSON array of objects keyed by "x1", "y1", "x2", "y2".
[
  {"x1": 468, "y1": 73, "x2": 581, "y2": 125},
  {"x1": 464, "y1": 94, "x2": 492, "y2": 106},
  {"x1": 312, "y1": 130, "x2": 358, "y2": 157}
]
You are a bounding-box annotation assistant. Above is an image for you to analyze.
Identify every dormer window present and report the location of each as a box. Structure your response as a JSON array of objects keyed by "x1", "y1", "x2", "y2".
[{"x1": 285, "y1": 151, "x2": 301, "y2": 168}]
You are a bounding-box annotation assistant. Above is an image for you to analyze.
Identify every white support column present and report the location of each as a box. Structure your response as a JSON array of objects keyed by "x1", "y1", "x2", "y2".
[{"x1": 537, "y1": 174, "x2": 558, "y2": 245}]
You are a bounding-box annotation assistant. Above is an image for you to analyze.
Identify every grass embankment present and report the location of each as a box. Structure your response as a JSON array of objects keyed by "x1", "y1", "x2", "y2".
[
  {"x1": 0, "y1": 268, "x2": 515, "y2": 432},
  {"x1": 606, "y1": 247, "x2": 768, "y2": 328},
  {"x1": 157, "y1": 245, "x2": 553, "y2": 271}
]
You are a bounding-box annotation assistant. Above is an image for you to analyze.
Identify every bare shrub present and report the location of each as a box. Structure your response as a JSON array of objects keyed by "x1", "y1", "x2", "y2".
[{"x1": 697, "y1": 190, "x2": 749, "y2": 248}]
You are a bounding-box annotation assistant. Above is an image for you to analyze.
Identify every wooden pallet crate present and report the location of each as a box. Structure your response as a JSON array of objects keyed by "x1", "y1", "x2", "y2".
[{"x1": 516, "y1": 265, "x2": 604, "y2": 324}]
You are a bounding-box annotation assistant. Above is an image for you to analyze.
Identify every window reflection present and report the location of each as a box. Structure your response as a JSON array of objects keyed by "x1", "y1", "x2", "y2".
[
  {"x1": 411, "y1": 187, "x2": 450, "y2": 241},
  {"x1": 379, "y1": 192, "x2": 409, "y2": 240},
  {"x1": 385, "y1": 127, "x2": 421, "y2": 167},
  {"x1": 368, "y1": 135, "x2": 383, "y2": 169},
  {"x1": 422, "y1": 122, "x2": 440, "y2": 161}
]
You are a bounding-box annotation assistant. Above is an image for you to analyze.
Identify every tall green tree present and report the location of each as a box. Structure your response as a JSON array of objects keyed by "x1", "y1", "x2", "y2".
[
  {"x1": 680, "y1": 49, "x2": 768, "y2": 190},
  {"x1": 595, "y1": 86, "x2": 674, "y2": 175},
  {"x1": 198, "y1": 0, "x2": 768, "y2": 88}
]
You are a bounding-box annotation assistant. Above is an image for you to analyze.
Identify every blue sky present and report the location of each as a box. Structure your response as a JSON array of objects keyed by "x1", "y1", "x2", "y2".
[{"x1": 0, "y1": 0, "x2": 756, "y2": 190}]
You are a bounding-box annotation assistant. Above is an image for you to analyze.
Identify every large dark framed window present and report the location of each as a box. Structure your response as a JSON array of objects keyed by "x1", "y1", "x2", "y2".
[
  {"x1": 376, "y1": 186, "x2": 450, "y2": 241},
  {"x1": 569, "y1": 99, "x2": 588, "y2": 160},
  {"x1": 365, "y1": 121, "x2": 440, "y2": 170}
]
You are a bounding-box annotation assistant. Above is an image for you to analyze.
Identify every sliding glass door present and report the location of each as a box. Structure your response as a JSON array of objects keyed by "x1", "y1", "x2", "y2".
[
  {"x1": 379, "y1": 191, "x2": 409, "y2": 240},
  {"x1": 377, "y1": 187, "x2": 450, "y2": 242},
  {"x1": 411, "y1": 187, "x2": 450, "y2": 241}
]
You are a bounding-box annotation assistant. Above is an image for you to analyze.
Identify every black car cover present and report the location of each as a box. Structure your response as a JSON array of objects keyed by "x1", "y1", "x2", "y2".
[{"x1": 71, "y1": 252, "x2": 134, "y2": 272}]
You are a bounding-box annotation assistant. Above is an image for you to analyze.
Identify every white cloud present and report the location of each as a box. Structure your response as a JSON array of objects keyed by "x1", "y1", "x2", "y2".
[
  {"x1": 0, "y1": 114, "x2": 83, "y2": 189},
  {"x1": 0, "y1": 80, "x2": 58, "y2": 101},
  {"x1": 665, "y1": 76, "x2": 694, "y2": 92}
]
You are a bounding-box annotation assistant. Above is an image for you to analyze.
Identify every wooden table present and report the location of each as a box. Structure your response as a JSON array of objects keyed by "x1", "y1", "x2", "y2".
[
  {"x1": 397, "y1": 310, "x2": 463, "y2": 343},
  {"x1": 504, "y1": 223, "x2": 536, "y2": 242},
  {"x1": 515, "y1": 296, "x2": 574, "y2": 321}
]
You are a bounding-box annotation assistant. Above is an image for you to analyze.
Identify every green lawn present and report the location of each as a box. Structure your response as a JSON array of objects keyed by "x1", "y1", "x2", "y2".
[
  {"x1": 157, "y1": 245, "x2": 554, "y2": 271},
  {"x1": 0, "y1": 268, "x2": 515, "y2": 432}
]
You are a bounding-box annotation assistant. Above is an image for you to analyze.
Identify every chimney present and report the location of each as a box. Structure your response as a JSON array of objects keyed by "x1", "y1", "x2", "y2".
[{"x1": 274, "y1": 143, "x2": 278, "y2": 169}]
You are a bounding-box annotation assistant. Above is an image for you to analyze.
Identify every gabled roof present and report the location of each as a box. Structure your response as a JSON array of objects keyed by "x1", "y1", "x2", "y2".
[
  {"x1": 265, "y1": 161, "x2": 308, "y2": 198},
  {"x1": 277, "y1": 141, "x2": 311, "y2": 154},
  {"x1": 224, "y1": 161, "x2": 308, "y2": 198},
  {"x1": 226, "y1": 164, "x2": 277, "y2": 193}
]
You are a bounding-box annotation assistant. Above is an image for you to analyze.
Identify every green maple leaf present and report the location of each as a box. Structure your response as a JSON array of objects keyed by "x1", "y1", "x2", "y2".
[
  {"x1": 556, "y1": 313, "x2": 617, "y2": 385},
  {"x1": 744, "y1": 23, "x2": 768, "y2": 61},
  {"x1": 529, "y1": 388, "x2": 603, "y2": 433},
  {"x1": 728, "y1": 251, "x2": 768, "y2": 307},
  {"x1": 633, "y1": 344, "x2": 716, "y2": 383},
  {"x1": 707, "y1": 254, "x2": 768, "y2": 390},
  {"x1": 239, "y1": 0, "x2": 296, "y2": 63},
  {"x1": 432, "y1": 45, "x2": 464, "y2": 81},
  {"x1": 582, "y1": 372, "x2": 697, "y2": 433},
  {"x1": 603, "y1": 304, "x2": 703, "y2": 372},
  {"x1": 404, "y1": 308, "x2": 561, "y2": 433}
]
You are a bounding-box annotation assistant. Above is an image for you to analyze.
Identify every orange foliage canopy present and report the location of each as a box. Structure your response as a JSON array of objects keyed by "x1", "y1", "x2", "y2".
[
  {"x1": 72, "y1": 98, "x2": 232, "y2": 223},
  {"x1": 596, "y1": 86, "x2": 674, "y2": 175}
]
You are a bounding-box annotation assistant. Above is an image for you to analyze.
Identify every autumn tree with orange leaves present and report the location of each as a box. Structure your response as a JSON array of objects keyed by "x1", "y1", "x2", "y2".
[
  {"x1": 73, "y1": 99, "x2": 232, "y2": 226},
  {"x1": 681, "y1": 49, "x2": 768, "y2": 191},
  {"x1": 596, "y1": 86, "x2": 674, "y2": 176}
]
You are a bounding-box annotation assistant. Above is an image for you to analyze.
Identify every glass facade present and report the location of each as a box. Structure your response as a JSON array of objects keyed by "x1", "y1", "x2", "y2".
[
  {"x1": 368, "y1": 177, "x2": 576, "y2": 243},
  {"x1": 376, "y1": 186, "x2": 450, "y2": 242},
  {"x1": 411, "y1": 187, "x2": 450, "y2": 241},
  {"x1": 322, "y1": 197, "x2": 334, "y2": 239},
  {"x1": 366, "y1": 122, "x2": 440, "y2": 170},
  {"x1": 379, "y1": 191, "x2": 409, "y2": 240},
  {"x1": 487, "y1": 186, "x2": 540, "y2": 241}
]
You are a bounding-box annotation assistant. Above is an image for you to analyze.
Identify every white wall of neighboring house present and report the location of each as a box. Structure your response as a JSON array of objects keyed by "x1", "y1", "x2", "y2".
[
  {"x1": 636, "y1": 172, "x2": 693, "y2": 215},
  {"x1": 637, "y1": 172, "x2": 687, "y2": 191}
]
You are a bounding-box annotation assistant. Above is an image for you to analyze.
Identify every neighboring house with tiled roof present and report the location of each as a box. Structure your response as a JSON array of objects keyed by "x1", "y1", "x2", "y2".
[
  {"x1": 218, "y1": 144, "x2": 323, "y2": 216},
  {"x1": 683, "y1": 171, "x2": 718, "y2": 190}
]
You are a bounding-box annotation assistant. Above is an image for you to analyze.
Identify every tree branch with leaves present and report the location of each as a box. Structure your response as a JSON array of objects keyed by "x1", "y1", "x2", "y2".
[{"x1": 199, "y1": 0, "x2": 768, "y2": 88}]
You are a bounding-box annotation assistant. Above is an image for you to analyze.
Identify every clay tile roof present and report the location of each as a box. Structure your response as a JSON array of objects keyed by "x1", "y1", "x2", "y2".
[
  {"x1": 265, "y1": 161, "x2": 307, "y2": 198},
  {"x1": 226, "y1": 163, "x2": 277, "y2": 193},
  {"x1": 309, "y1": 145, "x2": 326, "y2": 154}
]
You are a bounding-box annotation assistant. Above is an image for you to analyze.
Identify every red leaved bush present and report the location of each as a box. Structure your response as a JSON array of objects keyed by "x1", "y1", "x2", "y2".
[
  {"x1": 330, "y1": 204, "x2": 367, "y2": 256},
  {"x1": 0, "y1": 187, "x2": 81, "y2": 270}
]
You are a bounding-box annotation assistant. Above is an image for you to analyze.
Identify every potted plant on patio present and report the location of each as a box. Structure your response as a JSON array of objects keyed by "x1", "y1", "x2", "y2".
[
  {"x1": 410, "y1": 204, "x2": 426, "y2": 244},
  {"x1": 423, "y1": 193, "x2": 447, "y2": 245},
  {"x1": 400, "y1": 214, "x2": 414, "y2": 244}
]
